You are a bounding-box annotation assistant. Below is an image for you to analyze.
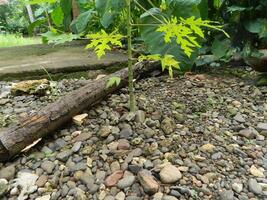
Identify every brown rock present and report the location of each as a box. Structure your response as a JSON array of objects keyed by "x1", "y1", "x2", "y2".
[
  {"x1": 36, "y1": 175, "x2": 48, "y2": 187},
  {"x1": 117, "y1": 139, "x2": 130, "y2": 150},
  {"x1": 104, "y1": 170, "x2": 124, "y2": 187},
  {"x1": 138, "y1": 170, "x2": 159, "y2": 195}
]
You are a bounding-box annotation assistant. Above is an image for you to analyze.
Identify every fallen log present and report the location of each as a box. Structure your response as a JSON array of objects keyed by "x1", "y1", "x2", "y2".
[{"x1": 0, "y1": 61, "x2": 160, "y2": 162}]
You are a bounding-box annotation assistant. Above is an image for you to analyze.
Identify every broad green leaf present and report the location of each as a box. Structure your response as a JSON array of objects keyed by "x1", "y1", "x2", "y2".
[
  {"x1": 60, "y1": 0, "x2": 72, "y2": 31},
  {"x1": 211, "y1": 38, "x2": 231, "y2": 59},
  {"x1": 41, "y1": 31, "x2": 80, "y2": 45},
  {"x1": 107, "y1": 77, "x2": 121, "y2": 88},
  {"x1": 51, "y1": 7, "x2": 64, "y2": 27},
  {"x1": 166, "y1": 0, "x2": 201, "y2": 18},
  {"x1": 70, "y1": 10, "x2": 96, "y2": 33},
  {"x1": 244, "y1": 19, "x2": 262, "y2": 33},
  {"x1": 28, "y1": 18, "x2": 46, "y2": 35},
  {"x1": 227, "y1": 5, "x2": 249, "y2": 13},
  {"x1": 27, "y1": 0, "x2": 56, "y2": 5}
]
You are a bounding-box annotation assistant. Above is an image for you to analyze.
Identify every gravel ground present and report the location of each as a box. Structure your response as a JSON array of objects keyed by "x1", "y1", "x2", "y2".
[{"x1": 0, "y1": 72, "x2": 267, "y2": 200}]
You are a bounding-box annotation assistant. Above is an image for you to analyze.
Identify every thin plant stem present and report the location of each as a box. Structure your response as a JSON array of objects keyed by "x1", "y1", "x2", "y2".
[{"x1": 126, "y1": 0, "x2": 135, "y2": 112}]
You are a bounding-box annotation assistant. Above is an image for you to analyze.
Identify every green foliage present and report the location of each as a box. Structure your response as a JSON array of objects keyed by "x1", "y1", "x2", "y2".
[
  {"x1": 41, "y1": 31, "x2": 79, "y2": 44},
  {"x1": 107, "y1": 76, "x2": 121, "y2": 88},
  {"x1": 51, "y1": 7, "x2": 64, "y2": 27},
  {"x1": 86, "y1": 30, "x2": 123, "y2": 59},
  {"x1": 139, "y1": 54, "x2": 180, "y2": 78},
  {"x1": 70, "y1": 9, "x2": 96, "y2": 34}
]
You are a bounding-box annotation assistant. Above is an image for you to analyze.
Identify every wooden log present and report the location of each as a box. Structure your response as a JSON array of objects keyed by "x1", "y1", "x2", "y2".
[{"x1": 0, "y1": 61, "x2": 159, "y2": 162}]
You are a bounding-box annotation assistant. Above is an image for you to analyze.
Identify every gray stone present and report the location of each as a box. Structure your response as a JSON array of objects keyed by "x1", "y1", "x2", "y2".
[
  {"x1": 162, "y1": 195, "x2": 178, "y2": 200},
  {"x1": 138, "y1": 170, "x2": 159, "y2": 195},
  {"x1": 232, "y1": 182, "x2": 243, "y2": 193},
  {"x1": 115, "y1": 191, "x2": 125, "y2": 200},
  {"x1": 119, "y1": 128, "x2": 133, "y2": 139},
  {"x1": 219, "y1": 190, "x2": 234, "y2": 200},
  {"x1": 117, "y1": 176, "x2": 135, "y2": 189},
  {"x1": 72, "y1": 142, "x2": 82, "y2": 153},
  {"x1": 234, "y1": 114, "x2": 245, "y2": 123},
  {"x1": 0, "y1": 165, "x2": 16, "y2": 180},
  {"x1": 56, "y1": 150, "x2": 73, "y2": 162},
  {"x1": 238, "y1": 129, "x2": 256, "y2": 139},
  {"x1": 98, "y1": 126, "x2": 111, "y2": 138},
  {"x1": 248, "y1": 178, "x2": 262, "y2": 195},
  {"x1": 0, "y1": 179, "x2": 8, "y2": 197},
  {"x1": 257, "y1": 123, "x2": 267, "y2": 131},
  {"x1": 41, "y1": 160, "x2": 55, "y2": 174}
]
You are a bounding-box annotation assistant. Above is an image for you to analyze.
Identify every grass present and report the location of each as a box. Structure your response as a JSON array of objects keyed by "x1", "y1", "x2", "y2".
[{"x1": 0, "y1": 33, "x2": 41, "y2": 48}]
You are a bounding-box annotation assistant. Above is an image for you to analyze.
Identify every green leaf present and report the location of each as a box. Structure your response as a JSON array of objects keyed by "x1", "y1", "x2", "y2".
[
  {"x1": 70, "y1": 10, "x2": 96, "y2": 33},
  {"x1": 41, "y1": 31, "x2": 80, "y2": 45},
  {"x1": 86, "y1": 30, "x2": 123, "y2": 59},
  {"x1": 27, "y1": 0, "x2": 56, "y2": 5},
  {"x1": 60, "y1": 0, "x2": 72, "y2": 31},
  {"x1": 227, "y1": 5, "x2": 249, "y2": 13},
  {"x1": 28, "y1": 18, "x2": 46, "y2": 35},
  {"x1": 166, "y1": 0, "x2": 201, "y2": 18},
  {"x1": 244, "y1": 19, "x2": 262, "y2": 33},
  {"x1": 51, "y1": 7, "x2": 64, "y2": 27},
  {"x1": 107, "y1": 77, "x2": 121, "y2": 88},
  {"x1": 211, "y1": 38, "x2": 231, "y2": 59}
]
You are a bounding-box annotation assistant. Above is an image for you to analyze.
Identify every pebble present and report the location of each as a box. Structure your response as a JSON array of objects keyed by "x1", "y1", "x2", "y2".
[
  {"x1": 138, "y1": 170, "x2": 159, "y2": 195},
  {"x1": 0, "y1": 165, "x2": 16, "y2": 180},
  {"x1": 0, "y1": 179, "x2": 8, "y2": 197},
  {"x1": 105, "y1": 171, "x2": 124, "y2": 187},
  {"x1": 160, "y1": 164, "x2": 182, "y2": 183},
  {"x1": 248, "y1": 178, "x2": 262, "y2": 195},
  {"x1": 117, "y1": 175, "x2": 135, "y2": 189},
  {"x1": 56, "y1": 150, "x2": 73, "y2": 162},
  {"x1": 40, "y1": 160, "x2": 55, "y2": 174},
  {"x1": 219, "y1": 190, "x2": 234, "y2": 200}
]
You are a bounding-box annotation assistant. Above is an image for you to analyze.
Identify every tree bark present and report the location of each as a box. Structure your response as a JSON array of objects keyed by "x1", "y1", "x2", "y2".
[
  {"x1": 0, "y1": 61, "x2": 159, "y2": 162},
  {"x1": 26, "y1": 5, "x2": 35, "y2": 23}
]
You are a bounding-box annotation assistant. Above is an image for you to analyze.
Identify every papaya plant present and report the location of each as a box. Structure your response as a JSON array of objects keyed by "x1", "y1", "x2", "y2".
[{"x1": 27, "y1": 0, "x2": 228, "y2": 112}]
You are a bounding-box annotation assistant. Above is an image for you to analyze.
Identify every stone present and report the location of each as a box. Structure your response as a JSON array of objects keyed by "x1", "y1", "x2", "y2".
[
  {"x1": 11, "y1": 79, "x2": 50, "y2": 95},
  {"x1": 35, "y1": 195, "x2": 51, "y2": 200},
  {"x1": 238, "y1": 129, "x2": 256, "y2": 139},
  {"x1": 160, "y1": 164, "x2": 182, "y2": 183},
  {"x1": 232, "y1": 182, "x2": 243, "y2": 193},
  {"x1": 233, "y1": 113, "x2": 245, "y2": 123},
  {"x1": 200, "y1": 143, "x2": 216, "y2": 153},
  {"x1": 135, "y1": 110, "x2": 146, "y2": 123},
  {"x1": 72, "y1": 141, "x2": 82, "y2": 153},
  {"x1": 219, "y1": 190, "x2": 234, "y2": 200},
  {"x1": 120, "y1": 128, "x2": 133, "y2": 139},
  {"x1": 117, "y1": 175, "x2": 135, "y2": 189},
  {"x1": 138, "y1": 170, "x2": 159, "y2": 195},
  {"x1": 36, "y1": 175, "x2": 48, "y2": 187},
  {"x1": 153, "y1": 192, "x2": 164, "y2": 200},
  {"x1": 41, "y1": 160, "x2": 55, "y2": 174},
  {"x1": 104, "y1": 170, "x2": 124, "y2": 187},
  {"x1": 118, "y1": 139, "x2": 130, "y2": 150},
  {"x1": 0, "y1": 165, "x2": 16, "y2": 180},
  {"x1": 73, "y1": 113, "x2": 88, "y2": 126},
  {"x1": 257, "y1": 123, "x2": 267, "y2": 131},
  {"x1": 74, "y1": 132, "x2": 92, "y2": 142},
  {"x1": 0, "y1": 179, "x2": 8, "y2": 197},
  {"x1": 98, "y1": 126, "x2": 112, "y2": 137},
  {"x1": 161, "y1": 117, "x2": 176, "y2": 134},
  {"x1": 115, "y1": 191, "x2": 126, "y2": 200},
  {"x1": 162, "y1": 195, "x2": 178, "y2": 200},
  {"x1": 248, "y1": 178, "x2": 262, "y2": 195},
  {"x1": 56, "y1": 150, "x2": 73, "y2": 162},
  {"x1": 250, "y1": 165, "x2": 265, "y2": 178}
]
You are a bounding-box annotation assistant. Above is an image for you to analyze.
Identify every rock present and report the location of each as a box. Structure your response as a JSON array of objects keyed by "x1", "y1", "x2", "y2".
[
  {"x1": 115, "y1": 191, "x2": 126, "y2": 200},
  {"x1": 233, "y1": 113, "x2": 245, "y2": 123},
  {"x1": 117, "y1": 175, "x2": 135, "y2": 189},
  {"x1": 56, "y1": 150, "x2": 73, "y2": 162},
  {"x1": 35, "y1": 195, "x2": 51, "y2": 200},
  {"x1": 161, "y1": 117, "x2": 176, "y2": 134},
  {"x1": 75, "y1": 187, "x2": 87, "y2": 200},
  {"x1": 200, "y1": 143, "x2": 216, "y2": 153},
  {"x1": 250, "y1": 165, "x2": 265, "y2": 178},
  {"x1": 74, "y1": 132, "x2": 92, "y2": 142},
  {"x1": 73, "y1": 113, "x2": 88, "y2": 126},
  {"x1": 0, "y1": 179, "x2": 8, "y2": 197},
  {"x1": 118, "y1": 139, "x2": 130, "y2": 150},
  {"x1": 257, "y1": 123, "x2": 267, "y2": 131},
  {"x1": 72, "y1": 141, "x2": 82, "y2": 152},
  {"x1": 232, "y1": 182, "x2": 243, "y2": 193},
  {"x1": 219, "y1": 190, "x2": 234, "y2": 200},
  {"x1": 248, "y1": 178, "x2": 262, "y2": 195},
  {"x1": 11, "y1": 79, "x2": 50, "y2": 95},
  {"x1": 41, "y1": 160, "x2": 55, "y2": 174},
  {"x1": 238, "y1": 129, "x2": 256, "y2": 139},
  {"x1": 98, "y1": 126, "x2": 112, "y2": 137},
  {"x1": 0, "y1": 165, "x2": 16, "y2": 180},
  {"x1": 160, "y1": 164, "x2": 182, "y2": 183},
  {"x1": 110, "y1": 161, "x2": 121, "y2": 173},
  {"x1": 36, "y1": 175, "x2": 48, "y2": 187},
  {"x1": 120, "y1": 128, "x2": 133, "y2": 139},
  {"x1": 162, "y1": 195, "x2": 178, "y2": 200},
  {"x1": 135, "y1": 110, "x2": 146, "y2": 123},
  {"x1": 153, "y1": 192, "x2": 164, "y2": 200},
  {"x1": 104, "y1": 170, "x2": 124, "y2": 187},
  {"x1": 138, "y1": 170, "x2": 159, "y2": 195}
]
